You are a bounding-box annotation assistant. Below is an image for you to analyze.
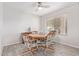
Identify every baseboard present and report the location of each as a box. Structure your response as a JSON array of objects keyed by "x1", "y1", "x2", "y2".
[
  {"x1": 58, "y1": 41, "x2": 79, "y2": 49},
  {"x1": 3, "y1": 41, "x2": 22, "y2": 47}
]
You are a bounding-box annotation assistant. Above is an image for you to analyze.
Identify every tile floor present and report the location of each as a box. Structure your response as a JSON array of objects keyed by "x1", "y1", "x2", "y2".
[{"x1": 2, "y1": 43, "x2": 79, "y2": 56}]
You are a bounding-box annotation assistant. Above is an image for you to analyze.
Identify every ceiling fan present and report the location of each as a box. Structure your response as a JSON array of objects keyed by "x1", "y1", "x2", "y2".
[
  {"x1": 37, "y1": 2, "x2": 50, "y2": 8},
  {"x1": 33, "y1": 2, "x2": 50, "y2": 11}
]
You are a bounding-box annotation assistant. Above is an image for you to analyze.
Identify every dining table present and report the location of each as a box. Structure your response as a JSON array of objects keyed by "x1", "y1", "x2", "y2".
[{"x1": 28, "y1": 34, "x2": 47, "y2": 40}]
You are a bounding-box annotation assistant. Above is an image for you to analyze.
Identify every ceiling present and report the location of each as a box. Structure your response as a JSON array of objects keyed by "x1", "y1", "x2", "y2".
[{"x1": 4, "y1": 2, "x2": 79, "y2": 16}]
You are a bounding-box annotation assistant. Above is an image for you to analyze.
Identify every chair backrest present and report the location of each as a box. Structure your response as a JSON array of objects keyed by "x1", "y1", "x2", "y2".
[
  {"x1": 21, "y1": 32, "x2": 32, "y2": 42},
  {"x1": 25, "y1": 35, "x2": 37, "y2": 48},
  {"x1": 32, "y1": 31, "x2": 38, "y2": 34},
  {"x1": 21, "y1": 32, "x2": 32, "y2": 35},
  {"x1": 45, "y1": 31, "x2": 56, "y2": 40}
]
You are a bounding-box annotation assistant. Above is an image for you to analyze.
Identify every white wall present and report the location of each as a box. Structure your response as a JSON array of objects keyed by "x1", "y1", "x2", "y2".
[
  {"x1": 40, "y1": 4, "x2": 79, "y2": 48},
  {"x1": 0, "y1": 3, "x2": 3, "y2": 55},
  {"x1": 2, "y1": 3, "x2": 40, "y2": 46}
]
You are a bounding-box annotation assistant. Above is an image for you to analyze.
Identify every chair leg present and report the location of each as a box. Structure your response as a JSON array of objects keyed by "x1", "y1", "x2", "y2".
[
  {"x1": 21, "y1": 48, "x2": 32, "y2": 55},
  {"x1": 44, "y1": 45, "x2": 54, "y2": 55},
  {"x1": 31, "y1": 47, "x2": 38, "y2": 55},
  {"x1": 21, "y1": 47, "x2": 38, "y2": 56}
]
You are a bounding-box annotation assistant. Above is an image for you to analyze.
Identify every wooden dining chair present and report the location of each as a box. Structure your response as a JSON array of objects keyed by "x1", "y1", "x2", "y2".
[
  {"x1": 44, "y1": 31, "x2": 56, "y2": 55},
  {"x1": 36, "y1": 32, "x2": 50, "y2": 49},
  {"x1": 37, "y1": 38, "x2": 46, "y2": 49},
  {"x1": 46, "y1": 31, "x2": 56, "y2": 44},
  {"x1": 21, "y1": 32, "x2": 32, "y2": 44},
  {"x1": 22, "y1": 35, "x2": 38, "y2": 56}
]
